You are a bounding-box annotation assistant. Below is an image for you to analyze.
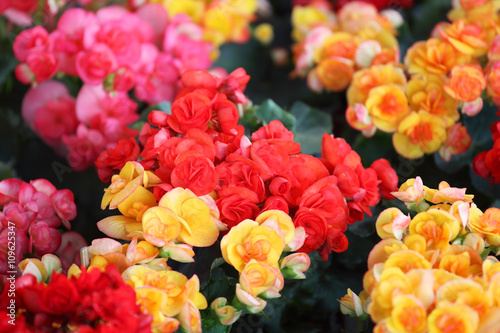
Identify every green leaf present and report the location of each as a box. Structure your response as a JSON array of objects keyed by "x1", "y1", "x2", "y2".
[
  {"x1": 289, "y1": 101, "x2": 332, "y2": 155},
  {"x1": 255, "y1": 99, "x2": 296, "y2": 131}
]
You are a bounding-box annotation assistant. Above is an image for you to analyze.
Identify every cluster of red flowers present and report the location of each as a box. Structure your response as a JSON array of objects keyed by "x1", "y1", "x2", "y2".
[
  {"x1": 0, "y1": 265, "x2": 151, "y2": 332},
  {"x1": 0, "y1": 179, "x2": 76, "y2": 275},
  {"x1": 96, "y1": 68, "x2": 398, "y2": 261},
  {"x1": 473, "y1": 109, "x2": 500, "y2": 184}
]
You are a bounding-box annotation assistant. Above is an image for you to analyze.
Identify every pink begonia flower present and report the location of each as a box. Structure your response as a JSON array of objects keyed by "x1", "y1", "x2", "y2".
[
  {"x1": 13, "y1": 26, "x2": 51, "y2": 62},
  {"x1": 62, "y1": 124, "x2": 107, "y2": 171},
  {"x1": 51, "y1": 189, "x2": 77, "y2": 229},
  {"x1": 29, "y1": 221, "x2": 62, "y2": 256},
  {"x1": 135, "y1": 52, "x2": 180, "y2": 104},
  {"x1": 55, "y1": 231, "x2": 87, "y2": 272},
  {"x1": 15, "y1": 50, "x2": 59, "y2": 84},
  {"x1": 108, "y1": 65, "x2": 136, "y2": 92},
  {"x1": 30, "y1": 179, "x2": 57, "y2": 197},
  {"x1": 0, "y1": 202, "x2": 31, "y2": 232},
  {"x1": 89, "y1": 115, "x2": 138, "y2": 145},
  {"x1": 18, "y1": 182, "x2": 61, "y2": 228},
  {"x1": 21, "y1": 81, "x2": 77, "y2": 150},
  {"x1": 84, "y1": 20, "x2": 141, "y2": 68},
  {"x1": 75, "y1": 84, "x2": 138, "y2": 125},
  {"x1": 51, "y1": 8, "x2": 99, "y2": 75},
  {"x1": 136, "y1": 3, "x2": 169, "y2": 46},
  {"x1": 22, "y1": 80, "x2": 71, "y2": 126},
  {"x1": 0, "y1": 229, "x2": 29, "y2": 274},
  {"x1": 76, "y1": 43, "x2": 117, "y2": 85},
  {"x1": 33, "y1": 95, "x2": 78, "y2": 147},
  {"x1": 0, "y1": 178, "x2": 24, "y2": 206}
]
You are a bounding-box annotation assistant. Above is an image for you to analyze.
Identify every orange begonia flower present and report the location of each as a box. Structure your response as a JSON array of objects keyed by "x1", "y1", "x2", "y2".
[
  {"x1": 439, "y1": 123, "x2": 472, "y2": 162},
  {"x1": 443, "y1": 65, "x2": 486, "y2": 102}
]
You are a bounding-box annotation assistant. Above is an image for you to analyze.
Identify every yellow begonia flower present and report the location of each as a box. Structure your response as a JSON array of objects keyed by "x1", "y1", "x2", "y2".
[
  {"x1": 255, "y1": 210, "x2": 295, "y2": 245},
  {"x1": 135, "y1": 286, "x2": 170, "y2": 327},
  {"x1": 158, "y1": 187, "x2": 219, "y2": 247},
  {"x1": 406, "y1": 73, "x2": 459, "y2": 126},
  {"x1": 140, "y1": 206, "x2": 182, "y2": 247},
  {"x1": 393, "y1": 111, "x2": 447, "y2": 159},
  {"x1": 436, "y1": 278, "x2": 491, "y2": 317},
  {"x1": 291, "y1": 5, "x2": 333, "y2": 42},
  {"x1": 369, "y1": 267, "x2": 413, "y2": 322},
  {"x1": 178, "y1": 301, "x2": 202, "y2": 333},
  {"x1": 375, "y1": 207, "x2": 409, "y2": 240},
  {"x1": 367, "y1": 238, "x2": 406, "y2": 270},
  {"x1": 386, "y1": 294, "x2": 427, "y2": 333},
  {"x1": 101, "y1": 161, "x2": 160, "y2": 211},
  {"x1": 211, "y1": 297, "x2": 242, "y2": 326},
  {"x1": 123, "y1": 265, "x2": 189, "y2": 317},
  {"x1": 384, "y1": 250, "x2": 432, "y2": 273},
  {"x1": 365, "y1": 84, "x2": 410, "y2": 133},
  {"x1": 220, "y1": 219, "x2": 285, "y2": 272},
  {"x1": 239, "y1": 260, "x2": 284, "y2": 300}
]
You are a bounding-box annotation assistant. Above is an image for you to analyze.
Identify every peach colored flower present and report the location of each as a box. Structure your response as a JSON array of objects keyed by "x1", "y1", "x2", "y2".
[
  {"x1": 347, "y1": 64, "x2": 407, "y2": 106},
  {"x1": 406, "y1": 73, "x2": 459, "y2": 126},
  {"x1": 393, "y1": 111, "x2": 447, "y2": 159},
  {"x1": 469, "y1": 207, "x2": 500, "y2": 246},
  {"x1": 365, "y1": 84, "x2": 410, "y2": 133},
  {"x1": 443, "y1": 65, "x2": 486, "y2": 102},
  {"x1": 405, "y1": 39, "x2": 471, "y2": 76},
  {"x1": 408, "y1": 209, "x2": 460, "y2": 251},
  {"x1": 427, "y1": 303, "x2": 479, "y2": 333},
  {"x1": 437, "y1": 19, "x2": 488, "y2": 57},
  {"x1": 314, "y1": 57, "x2": 354, "y2": 92}
]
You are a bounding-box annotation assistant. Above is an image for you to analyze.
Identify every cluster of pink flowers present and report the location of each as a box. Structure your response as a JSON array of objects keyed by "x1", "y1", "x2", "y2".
[
  {"x1": 0, "y1": 178, "x2": 76, "y2": 276},
  {"x1": 14, "y1": 3, "x2": 213, "y2": 171},
  {"x1": 97, "y1": 68, "x2": 399, "y2": 261}
]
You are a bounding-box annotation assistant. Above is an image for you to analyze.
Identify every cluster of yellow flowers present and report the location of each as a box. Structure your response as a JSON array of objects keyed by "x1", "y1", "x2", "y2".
[
  {"x1": 291, "y1": 1, "x2": 402, "y2": 92},
  {"x1": 151, "y1": 0, "x2": 259, "y2": 58},
  {"x1": 293, "y1": 0, "x2": 500, "y2": 161},
  {"x1": 340, "y1": 177, "x2": 500, "y2": 333},
  {"x1": 217, "y1": 210, "x2": 310, "y2": 319}
]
